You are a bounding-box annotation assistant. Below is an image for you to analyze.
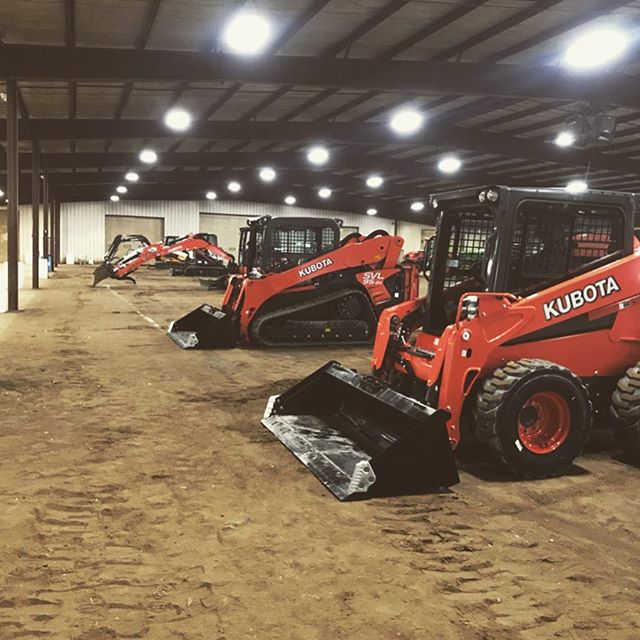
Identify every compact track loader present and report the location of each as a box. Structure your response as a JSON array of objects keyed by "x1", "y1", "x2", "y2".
[
  {"x1": 168, "y1": 216, "x2": 419, "y2": 349},
  {"x1": 263, "y1": 186, "x2": 640, "y2": 499},
  {"x1": 93, "y1": 233, "x2": 236, "y2": 286}
]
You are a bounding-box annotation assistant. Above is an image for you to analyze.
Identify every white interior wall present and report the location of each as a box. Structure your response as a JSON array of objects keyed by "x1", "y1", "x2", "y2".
[
  {"x1": 60, "y1": 199, "x2": 432, "y2": 263},
  {"x1": 17, "y1": 204, "x2": 46, "y2": 264}
]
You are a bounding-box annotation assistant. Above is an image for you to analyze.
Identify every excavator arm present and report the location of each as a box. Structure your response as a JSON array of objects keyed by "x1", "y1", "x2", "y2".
[{"x1": 93, "y1": 233, "x2": 235, "y2": 286}]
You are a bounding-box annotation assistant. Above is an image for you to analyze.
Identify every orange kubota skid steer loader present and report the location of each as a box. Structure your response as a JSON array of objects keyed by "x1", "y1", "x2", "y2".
[
  {"x1": 168, "y1": 216, "x2": 419, "y2": 349},
  {"x1": 262, "y1": 186, "x2": 640, "y2": 500},
  {"x1": 93, "y1": 233, "x2": 236, "y2": 286}
]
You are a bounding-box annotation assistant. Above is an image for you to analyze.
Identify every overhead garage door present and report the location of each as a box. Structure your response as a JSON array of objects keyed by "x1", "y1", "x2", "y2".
[
  {"x1": 340, "y1": 225, "x2": 358, "y2": 239},
  {"x1": 105, "y1": 216, "x2": 164, "y2": 251},
  {"x1": 199, "y1": 213, "x2": 257, "y2": 257},
  {"x1": 421, "y1": 227, "x2": 436, "y2": 246}
]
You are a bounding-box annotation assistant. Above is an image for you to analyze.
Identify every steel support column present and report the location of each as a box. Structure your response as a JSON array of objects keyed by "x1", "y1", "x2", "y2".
[
  {"x1": 31, "y1": 139, "x2": 40, "y2": 288},
  {"x1": 54, "y1": 200, "x2": 60, "y2": 266},
  {"x1": 49, "y1": 194, "x2": 56, "y2": 272},
  {"x1": 43, "y1": 160, "x2": 49, "y2": 271},
  {"x1": 6, "y1": 78, "x2": 19, "y2": 312}
]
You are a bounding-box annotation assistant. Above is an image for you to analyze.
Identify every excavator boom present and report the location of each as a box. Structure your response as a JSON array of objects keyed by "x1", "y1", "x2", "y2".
[{"x1": 93, "y1": 233, "x2": 235, "y2": 286}]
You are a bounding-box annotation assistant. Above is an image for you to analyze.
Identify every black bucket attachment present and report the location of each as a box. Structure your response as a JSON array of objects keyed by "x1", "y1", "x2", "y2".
[
  {"x1": 262, "y1": 361, "x2": 459, "y2": 500},
  {"x1": 167, "y1": 304, "x2": 238, "y2": 349},
  {"x1": 92, "y1": 263, "x2": 114, "y2": 286},
  {"x1": 93, "y1": 263, "x2": 136, "y2": 286}
]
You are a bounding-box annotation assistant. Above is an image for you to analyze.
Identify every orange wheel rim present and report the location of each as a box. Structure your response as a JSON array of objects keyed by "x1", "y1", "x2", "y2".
[{"x1": 517, "y1": 390, "x2": 570, "y2": 454}]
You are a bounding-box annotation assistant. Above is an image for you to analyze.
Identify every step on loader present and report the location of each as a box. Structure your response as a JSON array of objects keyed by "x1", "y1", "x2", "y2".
[
  {"x1": 93, "y1": 233, "x2": 236, "y2": 286},
  {"x1": 168, "y1": 216, "x2": 419, "y2": 349},
  {"x1": 262, "y1": 186, "x2": 640, "y2": 499}
]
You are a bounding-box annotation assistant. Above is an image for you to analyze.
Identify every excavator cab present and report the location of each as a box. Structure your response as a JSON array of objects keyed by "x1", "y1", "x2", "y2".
[{"x1": 263, "y1": 186, "x2": 638, "y2": 500}]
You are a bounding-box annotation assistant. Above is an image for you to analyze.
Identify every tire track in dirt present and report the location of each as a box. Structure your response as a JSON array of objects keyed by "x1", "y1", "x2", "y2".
[{"x1": 371, "y1": 471, "x2": 640, "y2": 640}]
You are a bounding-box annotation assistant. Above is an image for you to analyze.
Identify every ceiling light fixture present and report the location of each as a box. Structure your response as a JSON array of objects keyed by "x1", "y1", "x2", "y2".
[
  {"x1": 410, "y1": 201, "x2": 425, "y2": 212},
  {"x1": 564, "y1": 27, "x2": 629, "y2": 70},
  {"x1": 116, "y1": 185, "x2": 127, "y2": 194},
  {"x1": 389, "y1": 107, "x2": 424, "y2": 136},
  {"x1": 259, "y1": 167, "x2": 277, "y2": 182},
  {"x1": 307, "y1": 145, "x2": 330, "y2": 166},
  {"x1": 206, "y1": 191, "x2": 217, "y2": 200},
  {"x1": 438, "y1": 155, "x2": 462, "y2": 174},
  {"x1": 555, "y1": 130, "x2": 576, "y2": 148},
  {"x1": 125, "y1": 172, "x2": 139, "y2": 182},
  {"x1": 139, "y1": 149, "x2": 158, "y2": 164},
  {"x1": 366, "y1": 208, "x2": 378, "y2": 216},
  {"x1": 222, "y1": 12, "x2": 272, "y2": 56},
  {"x1": 318, "y1": 187, "x2": 332, "y2": 199},
  {"x1": 164, "y1": 107, "x2": 192, "y2": 132},
  {"x1": 284, "y1": 195, "x2": 296, "y2": 205},
  {"x1": 565, "y1": 179, "x2": 588, "y2": 194},
  {"x1": 110, "y1": 195, "x2": 120, "y2": 202},
  {"x1": 228, "y1": 181, "x2": 241, "y2": 193},
  {"x1": 366, "y1": 175, "x2": 384, "y2": 189}
]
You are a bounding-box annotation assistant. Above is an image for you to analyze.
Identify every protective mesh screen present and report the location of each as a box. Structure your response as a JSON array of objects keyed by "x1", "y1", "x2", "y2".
[
  {"x1": 321, "y1": 227, "x2": 335, "y2": 251},
  {"x1": 508, "y1": 203, "x2": 624, "y2": 293},
  {"x1": 443, "y1": 211, "x2": 495, "y2": 289},
  {"x1": 266, "y1": 224, "x2": 338, "y2": 270}
]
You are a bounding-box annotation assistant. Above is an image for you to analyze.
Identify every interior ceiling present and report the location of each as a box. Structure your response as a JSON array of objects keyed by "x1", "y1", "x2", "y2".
[{"x1": 1, "y1": 0, "x2": 640, "y2": 221}]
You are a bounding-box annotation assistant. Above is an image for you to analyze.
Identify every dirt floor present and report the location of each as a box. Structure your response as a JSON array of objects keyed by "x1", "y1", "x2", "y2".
[{"x1": 1, "y1": 266, "x2": 639, "y2": 640}]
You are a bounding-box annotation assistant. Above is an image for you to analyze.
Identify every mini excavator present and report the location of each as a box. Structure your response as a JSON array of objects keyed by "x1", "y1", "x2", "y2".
[{"x1": 93, "y1": 233, "x2": 236, "y2": 286}]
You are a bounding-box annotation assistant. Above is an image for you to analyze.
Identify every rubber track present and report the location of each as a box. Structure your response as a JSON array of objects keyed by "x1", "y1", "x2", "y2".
[{"x1": 249, "y1": 288, "x2": 377, "y2": 347}]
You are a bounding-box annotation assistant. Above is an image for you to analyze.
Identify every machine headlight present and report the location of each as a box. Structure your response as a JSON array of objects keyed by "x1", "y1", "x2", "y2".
[
  {"x1": 461, "y1": 295, "x2": 479, "y2": 320},
  {"x1": 431, "y1": 197, "x2": 439, "y2": 209},
  {"x1": 478, "y1": 191, "x2": 486, "y2": 203},
  {"x1": 487, "y1": 188, "x2": 499, "y2": 202}
]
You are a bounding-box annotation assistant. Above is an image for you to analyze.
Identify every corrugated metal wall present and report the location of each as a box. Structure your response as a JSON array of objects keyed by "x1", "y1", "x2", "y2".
[
  {"x1": 17, "y1": 205, "x2": 45, "y2": 264},
  {"x1": 61, "y1": 200, "x2": 433, "y2": 263}
]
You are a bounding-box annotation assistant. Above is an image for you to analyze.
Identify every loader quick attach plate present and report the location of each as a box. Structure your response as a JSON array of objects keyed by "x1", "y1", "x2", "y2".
[
  {"x1": 262, "y1": 362, "x2": 459, "y2": 500},
  {"x1": 167, "y1": 304, "x2": 238, "y2": 349}
]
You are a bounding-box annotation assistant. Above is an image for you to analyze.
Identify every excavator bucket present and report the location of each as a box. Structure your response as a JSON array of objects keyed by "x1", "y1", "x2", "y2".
[
  {"x1": 92, "y1": 263, "x2": 114, "y2": 287},
  {"x1": 262, "y1": 362, "x2": 459, "y2": 500},
  {"x1": 167, "y1": 304, "x2": 238, "y2": 349}
]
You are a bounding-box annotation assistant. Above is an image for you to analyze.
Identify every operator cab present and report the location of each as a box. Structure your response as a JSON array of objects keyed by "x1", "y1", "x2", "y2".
[
  {"x1": 242, "y1": 216, "x2": 341, "y2": 274},
  {"x1": 423, "y1": 186, "x2": 635, "y2": 334}
]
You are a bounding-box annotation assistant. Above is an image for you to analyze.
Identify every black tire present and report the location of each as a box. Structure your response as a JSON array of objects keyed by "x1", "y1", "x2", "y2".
[
  {"x1": 475, "y1": 359, "x2": 592, "y2": 478},
  {"x1": 610, "y1": 364, "x2": 640, "y2": 458}
]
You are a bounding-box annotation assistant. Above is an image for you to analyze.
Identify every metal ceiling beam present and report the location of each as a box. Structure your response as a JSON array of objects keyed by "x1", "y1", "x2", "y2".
[
  {"x1": 2, "y1": 45, "x2": 638, "y2": 107},
  {"x1": 7, "y1": 119, "x2": 638, "y2": 174}
]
